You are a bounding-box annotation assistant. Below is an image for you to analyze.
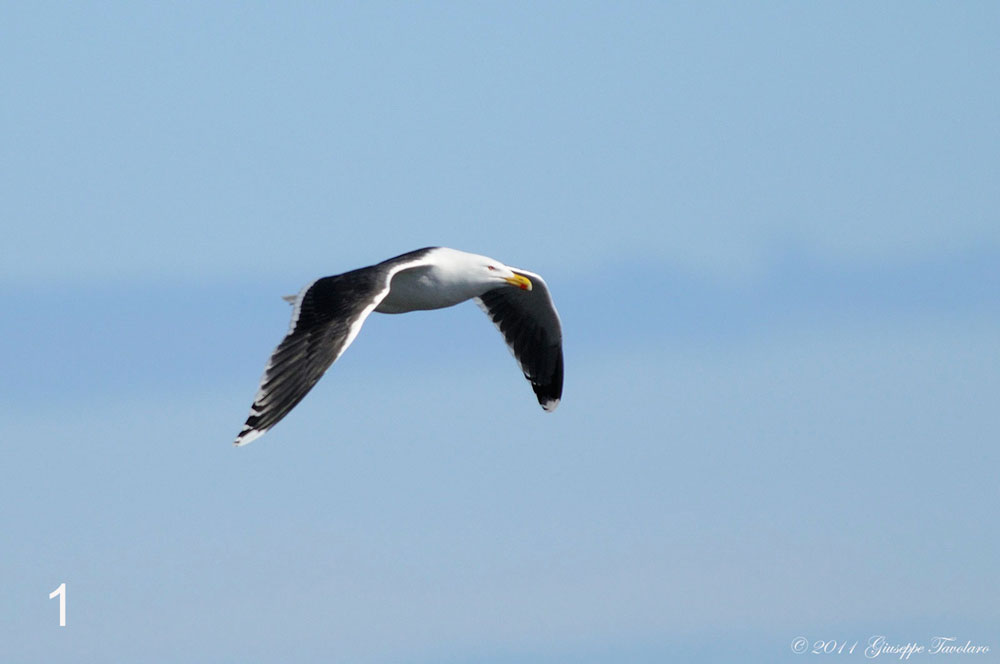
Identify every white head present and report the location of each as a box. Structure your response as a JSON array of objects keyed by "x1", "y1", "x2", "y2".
[
  {"x1": 482, "y1": 260, "x2": 532, "y2": 291},
  {"x1": 438, "y1": 248, "x2": 533, "y2": 293}
]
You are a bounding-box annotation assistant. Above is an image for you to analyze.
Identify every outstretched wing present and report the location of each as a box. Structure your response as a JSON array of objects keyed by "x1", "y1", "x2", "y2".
[
  {"x1": 234, "y1": 253, "x2": 432, "y2": 446},
  {"x1": 476, "y1": 268, "x2": 563, "y2": 411}
]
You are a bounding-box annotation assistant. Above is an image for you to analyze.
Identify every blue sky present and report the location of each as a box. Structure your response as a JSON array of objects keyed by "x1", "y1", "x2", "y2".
[{"x1": 2, "y1": 3, "x2": 998, "y2": 663}]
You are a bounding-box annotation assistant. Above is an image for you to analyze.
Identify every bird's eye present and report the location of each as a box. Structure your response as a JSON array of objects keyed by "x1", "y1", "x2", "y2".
[{"x1": 487, "y1": 265, "x2": 496, "y2": 271}]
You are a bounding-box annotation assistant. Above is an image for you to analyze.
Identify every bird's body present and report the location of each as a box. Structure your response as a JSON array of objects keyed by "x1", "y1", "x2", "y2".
[
  {"x1": 235, "y1": 247, "x2": 563, "y2": 446},
  {"x1": 374, "y1": 248, "x2": 492, "y2": 313}
]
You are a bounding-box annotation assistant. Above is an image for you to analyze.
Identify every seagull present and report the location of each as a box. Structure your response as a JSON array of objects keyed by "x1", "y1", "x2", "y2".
[{"x1": 234, "y1": 247, "x2": 563, "y2": 446}]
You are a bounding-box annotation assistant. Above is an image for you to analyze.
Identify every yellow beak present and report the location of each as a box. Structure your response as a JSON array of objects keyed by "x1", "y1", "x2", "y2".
[{"x1": 505, "y1": 274, "x2": 533, "y2": 291}]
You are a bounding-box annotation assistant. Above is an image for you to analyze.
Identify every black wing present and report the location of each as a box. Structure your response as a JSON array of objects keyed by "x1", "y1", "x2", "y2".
[
  {"x1": 476, "y1": 268, "x2": 563, "y2": 411},
  {"x1": 236, "y1": 265, "x2": 397, "y2": 446}
]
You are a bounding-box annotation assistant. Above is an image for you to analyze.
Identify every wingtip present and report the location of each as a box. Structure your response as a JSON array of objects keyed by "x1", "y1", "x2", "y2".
[
  {"x1": 541, "y1": 398, "x2": 560, "y2": 412},
  {"x1": 233, "y1": 426, "x2": 266, "y2": 447}
]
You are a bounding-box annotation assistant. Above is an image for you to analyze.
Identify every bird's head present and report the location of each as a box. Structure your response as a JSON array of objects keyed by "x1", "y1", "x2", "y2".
[
  {"x1": 485, "y1": 262, "x2": 532, "y2": 291},
  {"x1": 437, "y1": 248, "x2": 534, "y2": 295}
]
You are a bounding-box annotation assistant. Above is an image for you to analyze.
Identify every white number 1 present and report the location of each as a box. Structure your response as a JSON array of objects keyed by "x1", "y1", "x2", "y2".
[{"x1": 49, "y1": 583, "x2": 66, "y2": 626}]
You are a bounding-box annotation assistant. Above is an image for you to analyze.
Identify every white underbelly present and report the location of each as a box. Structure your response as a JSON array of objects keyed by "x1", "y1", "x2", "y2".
[{"x1": 375, "y1": 270, "x2": 474, "y2": 314}]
